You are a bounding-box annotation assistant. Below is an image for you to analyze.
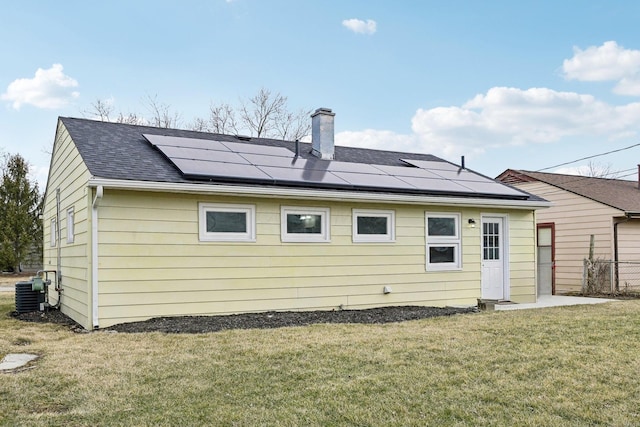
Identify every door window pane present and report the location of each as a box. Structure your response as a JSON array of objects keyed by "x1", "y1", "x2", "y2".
[
  {"x1": 483, "y1": 221, "x2": 500, "y2": 260},
  {"x1": 538, "y1": 227, "x2": 552, "y2": 246}
]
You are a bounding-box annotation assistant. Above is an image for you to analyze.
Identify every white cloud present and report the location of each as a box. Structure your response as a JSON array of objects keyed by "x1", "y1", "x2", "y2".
[
  {"x1": 342, "y1": 18, "x2": 377, "y2": 35},
  {"x1": 1, "y1": 64, "x2": 79, "y2": 109},
  {"x1": 336, "y1": 86, "x2": 640, "y2": 162},
  {"x1": 562, "y1": 41, "x2": 640, "y2": 96}
]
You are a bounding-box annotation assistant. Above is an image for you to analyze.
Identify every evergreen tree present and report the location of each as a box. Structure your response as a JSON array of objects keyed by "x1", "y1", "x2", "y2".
[{"x1": 0, "y1": 154, "x2": 42, "y2": 272}]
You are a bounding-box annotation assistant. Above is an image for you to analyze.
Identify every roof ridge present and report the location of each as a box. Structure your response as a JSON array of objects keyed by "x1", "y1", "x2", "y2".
[{"x1": 518, "y1": 169, "x2": 636, "y2": 183}]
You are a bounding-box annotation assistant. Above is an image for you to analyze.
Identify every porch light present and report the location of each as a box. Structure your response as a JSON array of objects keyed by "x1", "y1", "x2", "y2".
[{"x1": 468, "y1": 218, "x2": 476, "y2": 228}]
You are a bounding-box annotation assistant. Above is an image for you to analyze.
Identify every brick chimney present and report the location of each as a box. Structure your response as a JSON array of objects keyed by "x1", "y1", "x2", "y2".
[
  {"x1": 311, "y1": 108, "x2": 335, "y2": 160},
  {"x1": 638, "y1": 164, "x2": 640, "y2": 189}
]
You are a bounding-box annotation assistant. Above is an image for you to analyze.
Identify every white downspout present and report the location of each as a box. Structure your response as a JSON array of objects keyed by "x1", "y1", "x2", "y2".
[{"x1": 91, "y1": 186, "x2": 103, "y2": 329}]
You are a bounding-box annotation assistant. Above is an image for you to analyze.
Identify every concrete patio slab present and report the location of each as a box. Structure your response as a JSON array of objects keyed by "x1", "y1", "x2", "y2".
[
  {"x1": 495, "y1": 295, "x2": 617, "y2": 311},
  {"x1": 0, "y1": 353, "x2": 39, "y2": 371}
]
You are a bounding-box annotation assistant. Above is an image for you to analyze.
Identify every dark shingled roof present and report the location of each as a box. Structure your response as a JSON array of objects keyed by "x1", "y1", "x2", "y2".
[
  {"x1": 59, "y1": 117, "x2": 541, "y2": 201},
  {"x1": 497, "y1": 169, "x2": 640, "y2": 213}
]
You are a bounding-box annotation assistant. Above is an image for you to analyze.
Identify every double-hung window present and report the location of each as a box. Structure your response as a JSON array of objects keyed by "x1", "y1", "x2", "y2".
[
  {"x1": 199, "y1": 203, "x2": 256, "y2": 242},
  {"x1": 281, "y1": 206, "x2": 330, "y2": 242},
  {"x1": 425, "y1": 213, "x2": 461, "y2": 270},
  {"x1": 352, "y1": 209, "x2": 395, "y2": 242}
]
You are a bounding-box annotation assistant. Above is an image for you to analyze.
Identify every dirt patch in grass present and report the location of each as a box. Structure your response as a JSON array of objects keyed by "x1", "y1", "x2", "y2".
[
  {"x1": 10, "y1": 305, "x2": 477, "y2": 333},
  {"x1": 10, "y1": 308, "x2": 82, "y2": 329}
]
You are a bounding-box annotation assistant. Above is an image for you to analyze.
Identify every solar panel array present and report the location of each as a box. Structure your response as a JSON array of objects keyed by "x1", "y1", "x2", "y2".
[{"x1": 144, "y1": 134, "x2": 528, "y2": 198}]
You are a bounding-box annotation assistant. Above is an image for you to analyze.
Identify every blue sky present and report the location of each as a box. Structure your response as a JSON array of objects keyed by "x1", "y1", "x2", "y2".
[{"x1": 3, "y1": 0, "x2": 640, "y2": 189}]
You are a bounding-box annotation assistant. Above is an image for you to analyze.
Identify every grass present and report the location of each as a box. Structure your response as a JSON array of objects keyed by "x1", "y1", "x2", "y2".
[{"x1": 2, "y1": 293, "x2": 640, "y2": 426}]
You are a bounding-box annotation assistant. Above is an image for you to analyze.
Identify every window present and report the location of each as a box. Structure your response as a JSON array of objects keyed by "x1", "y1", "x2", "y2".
[
  {"x1": 425, "y1": 213, "x2": 461, "y2": 270},
  {"x1": 198, "y1": 203, "x2": 255, "y2": 242},
  {"x1": 67, "y1": 208, "x2": 75, "y2": 244},
  {"x1": 281, "y1": 206, "x2": 330, "y2": 242},
  {"x1": 352, "y1": 209, "x2": 395, "y2": 242},
  {"x1": 50, "y1": 217, "x2": 57, "y2": 247}
]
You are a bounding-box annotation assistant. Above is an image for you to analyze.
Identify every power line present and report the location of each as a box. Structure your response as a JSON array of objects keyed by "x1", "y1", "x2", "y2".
[{"x1": 536, "y1": 142, "x2": 640, "y2": 172}]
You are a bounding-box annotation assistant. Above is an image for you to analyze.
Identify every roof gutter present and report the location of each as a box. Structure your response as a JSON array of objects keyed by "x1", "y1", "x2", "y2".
[{"x1": 87, "y1": 177, "x2": 551, "y2": 210}]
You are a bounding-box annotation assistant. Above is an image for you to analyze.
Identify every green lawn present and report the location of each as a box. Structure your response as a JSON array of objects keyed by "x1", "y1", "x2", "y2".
[{"x1": 1, "y1": 293, "x2": 640, "y2": 426}]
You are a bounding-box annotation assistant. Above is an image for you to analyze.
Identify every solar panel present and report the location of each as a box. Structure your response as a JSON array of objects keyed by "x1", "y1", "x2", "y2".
[
  {"x1": 372, "y1": 164, "x2": 442, "y2": 179},
  {"x1": 241, "y1": 153, "x2": 309, "y2": 168},
  {"x1": 396, "y1": 176, "x2": 473, "y2": 193},
  {"x1": 326, "y1": 162, "x2": 385, "y2": 174},
  {"x1": 257, "y1": 166, "x2": 350, "y2": 186},
  {"x1": 332, "y1": 171, "x2": 415, "y2": 189},
  {"x1": 427, "y1": 168, "x2": 493, "y2": 183},
  {"x1": 157, "y1": 145, "x2": 249, "y2": 164},
  {"x1": 144, "y1": 134, "x2": 530, "y2": 199},
  {"x1": 145, "y1": 134, "x2": 230, "y2": 151},
  {"x1": 219, "y1": 140, "x2": 294, "y2": 157},
  {"x1": 174, "y1": 158, "x2": 272, "y2": 180},
  {"x1": 453, "y1": 180, "x2": 528, "y2": 196},
  {"x1": 401, "y1": 159, "x2": 460, "y2": 171}
]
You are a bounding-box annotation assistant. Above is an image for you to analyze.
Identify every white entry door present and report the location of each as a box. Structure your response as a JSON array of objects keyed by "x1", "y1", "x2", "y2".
[{"x1": 481, "y1": 217, "x2": 505, "y2": 300}]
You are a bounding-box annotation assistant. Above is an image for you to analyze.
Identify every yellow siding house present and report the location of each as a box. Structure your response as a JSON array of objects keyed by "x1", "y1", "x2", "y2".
[{"x1": 43, "y1": 110, "x2": 548, "y2": 329}]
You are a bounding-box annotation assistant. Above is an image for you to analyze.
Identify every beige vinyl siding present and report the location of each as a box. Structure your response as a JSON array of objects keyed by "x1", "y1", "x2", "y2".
[
  {"x1": 515, "y1": 181, "x2": 622, "y2": 292},
  {"x1": 506, "y1": 210, "x2": 536, "y2": 303},
  {"x1": 94, "y1": 189, "x2": 536, "y2": 327},
  {"x1": 43, "y1": 121, "x2": 92, "y2": 327}
]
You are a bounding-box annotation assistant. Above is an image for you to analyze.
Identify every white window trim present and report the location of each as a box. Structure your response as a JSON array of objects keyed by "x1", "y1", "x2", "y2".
[
  {"x1": 67, "y1": 207, "x2": 75, "y2": 244},
  {"x1": 50, "y1": 217, "x2": 57, "y2": 247},
  {"x1": 352, "y1": 209, "x2": 395, "y2": 243},
  {"x1": 281, "y1": 206, "x2": 330, "y2": 243},
  {"x1": 198, "y1": 202, "x2": 256, "y2": 242},
  {"x1": 425, "y1": 212, "x2": 461, "y2": 271}
]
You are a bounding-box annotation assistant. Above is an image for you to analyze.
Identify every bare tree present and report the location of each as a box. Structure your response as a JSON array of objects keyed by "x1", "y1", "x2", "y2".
[
  {"x1": 239, "y1": 88, "x2": 288, "y2": 138},
  {"x1": 274, "y1": 107, "x2": 312, "y2": 141},
  {"x1": 83, "y1": 98, "x2": 144, "y2": 125},
  {"x1": 209, "y1": 102, "x2": 239, "y2": 135},
  {"x1": 82, "y1": 89, "x2": 312, "y2": 140},
  {"x1": 583, "y1": 161, "x2": 619, "y2": 178},
  {"x1": 84, "y1": 99, "x2": 114, "y2": 121},
  {"x1": 116, "y1": 112, "x2": 144, "y2": 125},
  {"x1": 188, "y1": 117, "x2": 210, "y2": 133},
  {"x1": 143, "y1": 94, "x2": 182, "y2": 128}
]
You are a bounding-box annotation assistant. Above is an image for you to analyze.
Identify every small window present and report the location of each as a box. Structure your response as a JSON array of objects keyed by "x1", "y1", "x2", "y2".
[
  {"x1": 50, "y1": 217, "x2": 57, "y2": 247},
  {"x1": 352, "y1": 209, "x2": 395, "y2": 242},
  {"x1": 426, "y1": 213, "x2": 461, "y2": 270},
  {"x1": 281, "y1": 206, "x2": 330, "y2": 242},
  {"x1": 199, "y1": 203, "x2": 255, "y2": 242},
  {"x1": 67, "y1": 208, "x2": 75, "y2": 244}
]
